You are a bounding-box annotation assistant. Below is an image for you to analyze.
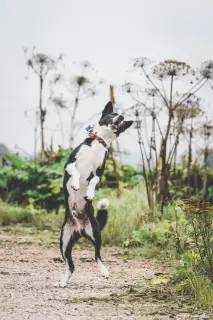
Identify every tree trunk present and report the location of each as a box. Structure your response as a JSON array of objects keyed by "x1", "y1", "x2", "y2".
[
  {"x1": 109, "y1": 148, "x2": 121, "y2": 197},
  {"x1": 158, "y1": 75, "x2": 174, "y2": 215},
  {"x1": 203, "y1": 148, "x2": 208, "y2": 199},
  {"x1": 136, "y1": 113, "x2": 152, "y2": 209},
  {"x1": 187, "y1": 119, "x2": 193, "y2": 191},
  {"x1": 39, "y1": 75, "x2": 45, "y2": 163},
  {"x1": 158, "y1": 139, "x2": 168, "y2": 214},
  {"x1": 70, "y1": 86, "x2": 80, "y2": 148},
  {"x1": 56, "y1": 107, "x2": 64, "y2": 147},
  {"x1": 109, "y1": 85, "x2": 121, "y2": 197},
  {"x1": 34, "y1": 126, "x2": 37, "y2": 163},
  {"x1": 158, "y1": 114, "x2": 173, "y2": 215}
]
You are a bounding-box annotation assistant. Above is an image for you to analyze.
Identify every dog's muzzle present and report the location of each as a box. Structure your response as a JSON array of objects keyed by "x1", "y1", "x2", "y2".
[{"x1": 112, "y1": 115, "x2": 124, "y2": 128}]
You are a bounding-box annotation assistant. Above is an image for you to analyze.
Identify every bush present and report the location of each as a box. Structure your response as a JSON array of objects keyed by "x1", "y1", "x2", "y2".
[
  {"x1": 127, "y1": 222, "x2": 173, "y2": 247},
  {"x1": 174, "y1": 197, "x2": 213, "y2": 310},
  {"x1": 0, "y1": 155, "x2": 65, "y2": 211},
  {"x1": 0, "y1": 152, "x2": 139, "y2": 211},
  {"x1": 174, "y1": 252, "x2": 198, "y2": 282},
  {"x1": 182, "y1": 196, "x2": 213, "y2": 282}
]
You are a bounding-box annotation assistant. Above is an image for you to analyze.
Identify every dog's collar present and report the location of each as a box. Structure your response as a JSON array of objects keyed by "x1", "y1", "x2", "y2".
[{"x1": 88, "y1": 129, "x2": 108, "y2": 149}]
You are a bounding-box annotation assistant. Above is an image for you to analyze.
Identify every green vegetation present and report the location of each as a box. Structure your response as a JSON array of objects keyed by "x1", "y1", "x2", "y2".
[
  {"x1": 97, "y1": 184, "x2": 147, "y2": 245},
  {"x1": 2, "y1": 150, "x2": 213, "y2": 313},
  {"x1": 0, "y1": 152, "x2": 139, "y2": 212},
  {"x1": 0, "y1": 183, "x2": 147, "y2": 246},
  {"x1": 0, "y1": 201, "x2": 62, "y2": 231}
]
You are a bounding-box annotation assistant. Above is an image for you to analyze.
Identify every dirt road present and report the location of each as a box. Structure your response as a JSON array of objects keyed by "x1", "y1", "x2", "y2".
[{"x1": 0, "y1": 234, "x2": 210, "y2": 320}]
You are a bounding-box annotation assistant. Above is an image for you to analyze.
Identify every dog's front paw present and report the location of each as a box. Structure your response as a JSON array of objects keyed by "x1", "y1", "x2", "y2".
[
  {"x1": 71, "y1": 178, "x2": 79, "y2": 191},
  {"x1": 86, "y1": 189, "x2": 95, "y2": 200}
]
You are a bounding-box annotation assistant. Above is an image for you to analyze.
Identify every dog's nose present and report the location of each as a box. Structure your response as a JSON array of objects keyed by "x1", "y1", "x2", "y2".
[
  {"x1": 118, "y1": 115, "x2": 124, "y2": 121},
  {"x1": 113, "y1": 115, "x2": 124, "y2": 125}
]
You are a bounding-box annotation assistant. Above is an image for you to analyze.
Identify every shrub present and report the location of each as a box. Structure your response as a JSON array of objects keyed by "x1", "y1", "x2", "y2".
[
  {"x1": 123, "y1": 221, "x2": 173, "y2": 248},
  {"x1": 182, "y1": 196, "x2": 213, "y2": 282},
  {"x1": 0, "y1": 152, "x2": 139, "y2": 211}
]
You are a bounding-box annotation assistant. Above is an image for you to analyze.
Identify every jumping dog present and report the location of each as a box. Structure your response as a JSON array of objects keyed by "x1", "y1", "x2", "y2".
[{"x1": 56, "y1": 101, "x2": 133, "y2": 287}]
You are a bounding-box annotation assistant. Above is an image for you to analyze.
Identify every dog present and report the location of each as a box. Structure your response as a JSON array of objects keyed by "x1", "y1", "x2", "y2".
[{"x1": 55, "y1": 101, "x2": 133, "y2": 287}]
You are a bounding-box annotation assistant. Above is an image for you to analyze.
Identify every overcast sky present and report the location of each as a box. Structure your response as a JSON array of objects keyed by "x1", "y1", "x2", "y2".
[{"x1": 1, "y1": 0, "x2": 213, "y2": 159}]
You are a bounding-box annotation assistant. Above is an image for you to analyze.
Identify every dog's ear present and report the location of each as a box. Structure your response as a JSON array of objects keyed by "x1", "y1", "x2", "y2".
[
  {"x1": 117, "y1": 120, "x2": 133, "y2": 133},
  {"x1": 101, "y1": 101, "x2": 113, "y2": 117}
]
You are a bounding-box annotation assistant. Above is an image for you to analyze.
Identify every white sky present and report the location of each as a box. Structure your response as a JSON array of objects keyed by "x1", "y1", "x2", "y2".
[{"x1": 1, "y1": 0, "x2": 213, "y2": 159}]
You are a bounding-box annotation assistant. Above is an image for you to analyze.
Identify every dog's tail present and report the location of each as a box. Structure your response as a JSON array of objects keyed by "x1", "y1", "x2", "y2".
[{"x1": 96, "y1": 198, "x2": 109, "y2": 231}]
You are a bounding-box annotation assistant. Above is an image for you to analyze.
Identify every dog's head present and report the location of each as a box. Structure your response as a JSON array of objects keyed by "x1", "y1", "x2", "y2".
[{"x1": 99, "y1": 101, "x2": 133, "y2": 137}]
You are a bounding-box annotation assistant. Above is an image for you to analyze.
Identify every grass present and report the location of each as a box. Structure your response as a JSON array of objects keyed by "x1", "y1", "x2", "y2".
[
  {"x1": 0, "y1": 201, "x2": 63, "y2": 231},
  {"x1": 0, "y1": 183, "x2": 149, "y2": 246},
  {"x1": 190, "y1": 275, "x2": 213, "y2": 309},
  {"x1": 175, "y1": 274, "x2": 213, "y2": 311},
  {"x1": 1, "y1": 186, "x2": 213, "y2": 314},
  {"x1": 0, "y1": 203, "x2": 34, "y2": 225},
  {"x1": 95, "y1": 184, "x2": 149, "y2": 245}
]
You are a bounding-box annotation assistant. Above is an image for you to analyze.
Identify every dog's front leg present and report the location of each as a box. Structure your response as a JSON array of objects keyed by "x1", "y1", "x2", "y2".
[
  {"x1": 86, "y1": 176, "x2": 100, "y2": 200},
  {"x1": 65, "y1": 163, "x2": 80, "y2": 191}
]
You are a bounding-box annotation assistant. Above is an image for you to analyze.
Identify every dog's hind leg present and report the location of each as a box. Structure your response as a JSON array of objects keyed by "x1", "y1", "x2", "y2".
[
  {"x1": 93, "y1": 228, "x2": 109, "y2": 278},
  {"x1": 84, "y1": 201, "x2": 109, "y2": 278},
  {"x1": 55, "y1": 223, "x2": 80, "y2": 287}
]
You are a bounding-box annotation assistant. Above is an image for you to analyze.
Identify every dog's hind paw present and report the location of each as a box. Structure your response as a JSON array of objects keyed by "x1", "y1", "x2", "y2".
[
  {"x1": 101, "y1": 265, "x2": 110, "y2": 278},
  {"x1": 97, "y1": 259, "x2": 110, "y2": 279},
  {"x1": 101, "y1": 269, "x2": 110, "y2": 279}
]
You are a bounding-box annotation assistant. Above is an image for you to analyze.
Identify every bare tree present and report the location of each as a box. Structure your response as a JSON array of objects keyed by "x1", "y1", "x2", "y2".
[
  {"x1": 24, "y1": 48, "x2": 62, "y2": 163},
  {"x1": 124, "y1": 58, "x2": 213, "y2": 214},
  {"x1": 52, "y1": 61, "x2": 101, "y2": 148}
]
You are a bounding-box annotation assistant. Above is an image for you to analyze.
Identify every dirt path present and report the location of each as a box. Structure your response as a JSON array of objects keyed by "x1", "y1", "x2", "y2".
[{"x1": 0, "y1": 235, "x2": 210, "y2": 320}]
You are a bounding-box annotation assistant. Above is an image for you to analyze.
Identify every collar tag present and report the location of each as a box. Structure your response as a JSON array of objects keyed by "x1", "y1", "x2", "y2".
[{"x1": 85, "y1": 125, "x2": 93, "y2": 132}]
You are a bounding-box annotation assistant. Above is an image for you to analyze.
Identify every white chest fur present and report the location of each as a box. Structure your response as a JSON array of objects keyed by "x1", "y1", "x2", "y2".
[
  {"x1": 66, "y1": 143, "x2": 106, "y2": 212},
  {"x1": 76, "y1": 144, "x2": 105, "y2": 180}
]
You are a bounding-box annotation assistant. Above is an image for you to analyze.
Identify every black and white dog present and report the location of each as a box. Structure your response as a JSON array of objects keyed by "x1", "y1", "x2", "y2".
[{"x1": 56, "y1": 101, "x2": 133, "y2": 287}]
